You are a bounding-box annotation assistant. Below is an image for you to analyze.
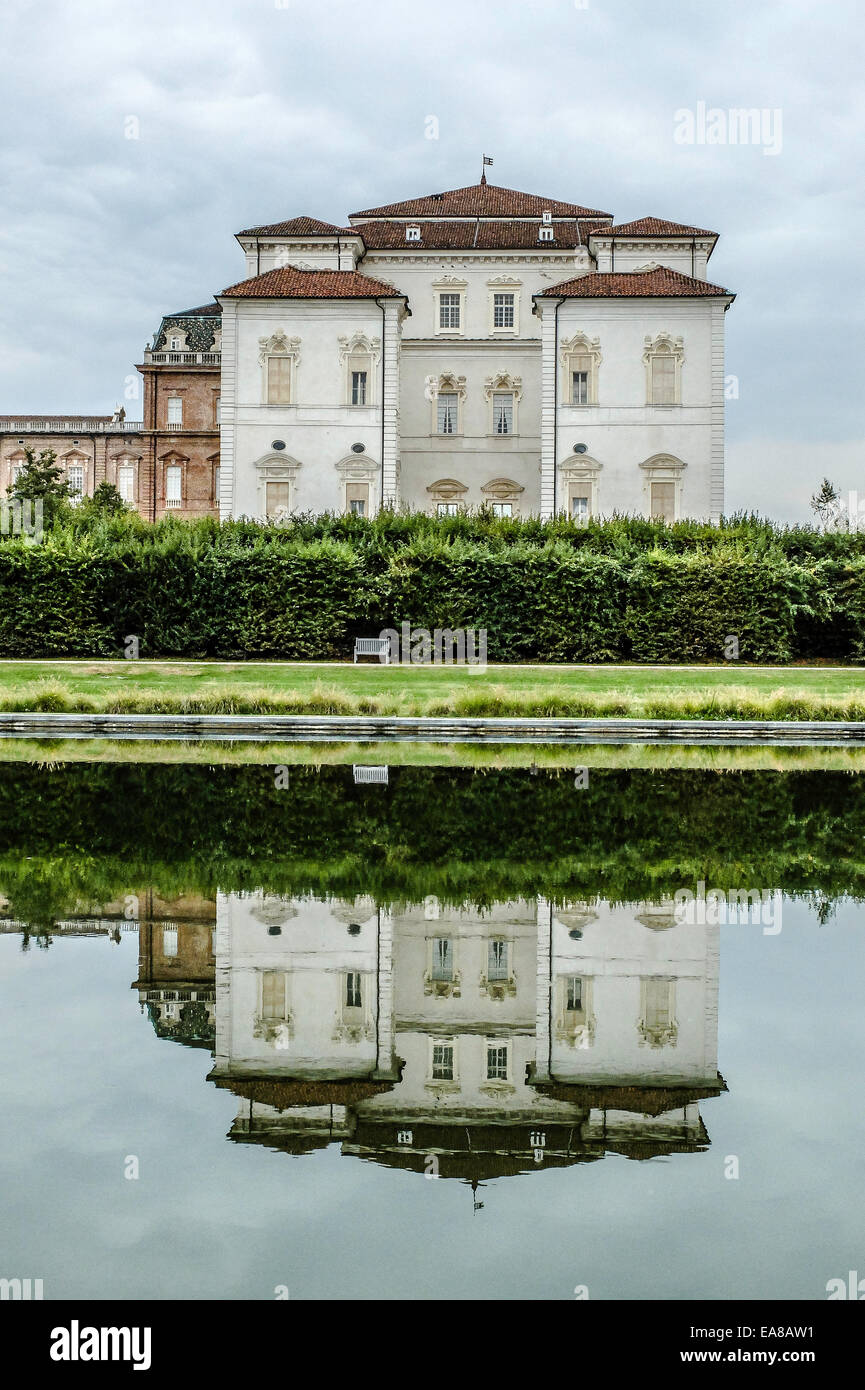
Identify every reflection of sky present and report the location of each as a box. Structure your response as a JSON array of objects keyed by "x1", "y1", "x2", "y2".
[{"x1": 0, "y1": 898, "x2": 862, "y2": 1302}]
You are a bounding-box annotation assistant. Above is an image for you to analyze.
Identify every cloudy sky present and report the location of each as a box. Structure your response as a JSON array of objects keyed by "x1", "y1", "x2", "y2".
[{"x1": 1, "y1": 0, "x2": 862, "y2": 521}]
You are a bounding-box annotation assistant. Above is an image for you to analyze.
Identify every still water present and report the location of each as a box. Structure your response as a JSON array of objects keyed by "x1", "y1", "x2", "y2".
[{"x1": 0, "y1": 756, "x2": 863, "y2": 1300}]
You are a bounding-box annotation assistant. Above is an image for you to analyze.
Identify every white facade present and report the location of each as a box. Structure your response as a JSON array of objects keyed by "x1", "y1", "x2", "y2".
[{"x1": 217, "y1": 186, "x2": 734, "y2": 523}]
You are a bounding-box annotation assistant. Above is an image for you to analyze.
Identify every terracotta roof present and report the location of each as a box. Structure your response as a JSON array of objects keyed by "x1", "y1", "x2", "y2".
[
  {"x1": 358, "y1": 218, "x2": 604, "y2": 250},
  {"x1": 236, "y1": 216, "x2": 358, "y2": 238},
  {"x1": 593, "y1": 217, "x2": 718, "y2": 239},
  {"x1": 165, "y1": 303, "x2": 222, "y2": 317},
  {"x1": 219, "y1": 267, "x2": 403, "y2": 299},
  {"x1": 351, "y1": 182, "x2": 611, "y2": 220},
  {"x1": 540, "y1": 266, "x2": 733, "y2": 298}
]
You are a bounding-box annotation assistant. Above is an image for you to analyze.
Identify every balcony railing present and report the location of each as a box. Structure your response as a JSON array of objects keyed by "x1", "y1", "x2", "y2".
[
  {"x1": 143, "y1": 351, "x2": 221, "y2": 366},
  {"x1": 0, "y1": 420, "x2": 144, "y2": 433}
]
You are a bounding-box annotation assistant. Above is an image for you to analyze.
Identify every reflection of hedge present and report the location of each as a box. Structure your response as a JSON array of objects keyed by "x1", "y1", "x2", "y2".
[
  {"x1": 0, "y1": 763, "x2": 862, "y2": 911},
  {"x1": 0, "y1": 525, "x2": 863, "y2": 660}
]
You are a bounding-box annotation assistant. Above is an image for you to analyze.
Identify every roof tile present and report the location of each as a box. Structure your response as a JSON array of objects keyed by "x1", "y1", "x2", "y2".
[
  {"x1": 220, "y1": 267, "x2": 403, "y2": 299},
  {"x1": 351, "y1": 182, "x2": 611, "y2": 219},
  {"x1": 540, "y1": 266, "x2": 732, "y2": 297}
]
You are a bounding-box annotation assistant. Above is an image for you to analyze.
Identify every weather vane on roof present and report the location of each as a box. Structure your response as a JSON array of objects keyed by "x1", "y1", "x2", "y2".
[{"x1": 481, "y1": 154, "x2": 493, "y2": 184}]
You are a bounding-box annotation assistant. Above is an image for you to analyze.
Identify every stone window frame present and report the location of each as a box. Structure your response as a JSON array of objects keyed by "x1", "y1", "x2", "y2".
[
  {"x1": 483, "y1": 371, "x2": 523, "y2": 438},
  {"x1": 253, "y1": 451, "x2": 302, "y2": 521},
  {"x1": 480, "y1": 477, "x2": 525, "y2": 517},
  {"x1": 59, "y1": 447, "x2": 89, "y2": 499},
  {"x1": 424, "y1": 935, "x2": 461, "y2": 998},
  {"x1": 560, "y1": 332, "x2": 602, "y2": 407},
  {"x1": 167, "y1": 327, "x2": 188, "y2": 352},
  {"x1": 487, "y1": 276, "x2": 521, "y2": 337},
  {"x1": 338, "y1": 332, "x2": 380, "y2": 408},
  {"x1": 643, "y1": 331, "x2": 684, "y2": 407},
  {"x1": 480, "y1": 1038, "x2": 515, "y2": 1095},
  {"x1": 480, "y1": 936, "x2": 517, "y2": 1000},
  {"x1": 558, "y1": 455, "x2": 603, "y2": 520},
  {"x1": 425, "y1": 1036, "x2": 460, "y2": 1094},
  {"x1": 426, "y1": 477, "x2": 468, "y2": 517},
  {"x1": 208, "y1": 452, "x2": 221, "y2": 506},
  {"x1": 159, "y1": 448, "x2": 189, "y2": 508},
  {"x1": 639, "y1": 453, "x2": 687, "y2": 522},
  {"x1": 258, "y1": 331, "x2": 302, "y2": 407},
  {"x1": 110, "y1": 452, "x2": 141, "y2": 504},
  {"x1": 5, "y1": 449, "x2": 27, "y2": 489},
  {"x1": 432, "y1": 275, "x2": 467, "y2": 338},
  {"x1": 638, "y1": 976, "x2": 678, "y2": 1049},
  {"x1": 335, "y1": 454, "x2": 378, "y2": 517},
  {"x1": 555, "y1": 974, "x2": 596, "y2": 1047},
  {"x1": 429, "y1": 372, "x2": 467, "y2": 437}
]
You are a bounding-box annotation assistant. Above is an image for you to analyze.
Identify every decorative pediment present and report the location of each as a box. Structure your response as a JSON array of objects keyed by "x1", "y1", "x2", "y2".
[
  {"x1": 258, "y1": 331, "x2": 302, "y2": 365},
  {"x1": 559, "y1": 455, "x2": 603, "y2": 481},
  {"x1": 487, "y1": 274, "x2": 522, "y2": 286},
  {"x1": 481, "y1": 477, "x2": 524, "y2": 501},
  {"x1": 253, "y1": 452, "x2": 302, "y2": 478},
  {"x1": 158, "y1": 448, "x2": 189, "y2": 463},
  {"x1": 337, "y1": 332, "x2": 381, "y2": 366},
  {"x1": 426, "y1": 478, "x2": 468, "y2": 501},
  {"x1": 433, "y1": 372, "x2": 467, "y2": 400},
  {"x1": 432, "y1": 274, "x2": 467, "y2": 287},
  {"x1": 639, "y1": 453, "x2": 687, "y2": 474},
  {"x1": 483, "y1": 371, "x2": 522, "y2": 401},
  {"x1": 335, "y1": 454, "x2": 377, "y2": 480},
  {"x1": 560, "y1": 332, "x2": 602, "y2": 365},
  {"x1": 642, "y1": 331, "x2": 684, "y2": 362}
]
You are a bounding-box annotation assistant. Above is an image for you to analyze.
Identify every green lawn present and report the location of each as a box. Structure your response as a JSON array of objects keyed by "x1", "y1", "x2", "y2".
[{"x1": 0, "y1": 659, "x2": 863, "y2": 719}]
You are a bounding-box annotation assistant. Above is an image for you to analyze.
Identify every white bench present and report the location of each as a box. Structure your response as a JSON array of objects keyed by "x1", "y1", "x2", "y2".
[
  {"x1": 353, "y1": 765, "x2": 389, "y2": 784},
  {"x1": 353, "y1": 637, "x2": 391, "y2": 664}
]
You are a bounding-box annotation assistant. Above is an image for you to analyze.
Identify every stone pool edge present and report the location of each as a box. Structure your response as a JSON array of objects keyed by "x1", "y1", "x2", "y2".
[{"x1": 2, "y1": 712, "x2": 865, "y2": 745}]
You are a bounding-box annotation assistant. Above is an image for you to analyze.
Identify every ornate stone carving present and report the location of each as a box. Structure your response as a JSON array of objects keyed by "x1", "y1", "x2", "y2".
[
  {"x1": 483, "y1": 371, "x2": 522, "y2": 401},
  {"x1": 257, "y1": 331, "x2": 301, "y2": 365}
]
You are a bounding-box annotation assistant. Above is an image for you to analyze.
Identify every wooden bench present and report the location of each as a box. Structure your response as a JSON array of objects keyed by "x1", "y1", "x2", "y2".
[{"x1": 353, "y1": 637, "x2": 391, "y2": 664}]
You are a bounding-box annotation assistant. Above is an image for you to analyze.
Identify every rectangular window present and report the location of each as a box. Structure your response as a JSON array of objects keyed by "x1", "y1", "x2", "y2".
[
  {"x1": 650, "y1": 481, "x2": 676, "y2": 523},
  {"x1": 345, "y1": 972, "x2": 362, "y2": 1009},
  {"x1": 267, "y1": 356, "x2": 292, "y2": 404},
  {"x1": 486, "y1": 1044, "x2": 508, "y2": 1081},
  {"x1": 439, "y1": 293, "x2": 461, "y2": 330},
  {"x1": 431, "y1": 1043, "x2": 454, "y2": 1081},
  {"x1": 431, "y1": 937, "x2": 453, "y2": 981},
  {"x1": 165, "y1": 465, "x2": 182, "y2": 506},
  {"x1": 266, "y1": 481, "x2": 290, "y2": 518},
  {"x1": 651, "y1": 356, "x2": 676, "y2": 406},
  {"x1": 166, "y1": 397, "x2": 183, "y2": 426},
  {"x1": 645, "y1": 978, "x2": 672, "y2": 1029},
  {"x1": 214, "y1": 396, "x2": 221, "y2": 426},
  {"x1": 117, "y1": 464, "x2": 134, "y2": 502},
  {"x1": 261, "y1": 971, "x2": 286, "y2": 1020},
  {"x1": 437, "y1": 501, "x2": 459, "y2": 517},
  {"x1": 572, "y1": 370, "x2": 589, "y2": 405},
  {"x1": 437, "y1": 392, "x2": 458, "y2": 434},
  {"x1": 350, "y1": 370, "x2": 367, "y2": 406},
  {"x1": 345, "y1": 481, "x2": 368, "y2": 517},
  {"x1": 492, "y1": 393, "x2": 513, "y2": 435},
  {"x1": 566, "y1": 977, "x2": 583, "y2": 1012},
  {"x1": 538, "y1": 226, "x2": 555, "y2": 242},
  {"x1": 162, "y1": 927, "x2": 178, "y2": 958},
  {"x1": 493, "y1": 292, "x2": 515, "y2": 328},
  {"x1": 491, "y1": 502, "x2": 512, "y2": 517},
  {"x1": 488, "y1": 940, "x2": 508, "y2": 981},
  {"x1": 67, "y1": 464, "x2": 84, "y2": 497},
  {"x1": 213, "y1": 465, "x2": 220, "y2": 502},
  {"x1": 571, "y1": 494, "x2": 589, "y2": 522}
]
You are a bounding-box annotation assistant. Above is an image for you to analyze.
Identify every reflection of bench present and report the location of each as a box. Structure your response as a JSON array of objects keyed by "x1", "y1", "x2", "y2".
[
  {"x1": 353, "y1": 765, "x2": 389, "y2": 784},
  {"x1": 353, "y1": 637, "x2": 391, "y2": 664}
]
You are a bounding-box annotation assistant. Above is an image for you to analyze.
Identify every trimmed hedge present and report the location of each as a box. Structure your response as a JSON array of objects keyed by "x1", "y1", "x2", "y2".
[{"x1": 0, "y1": 518, "x2": 862, "y2": 661}]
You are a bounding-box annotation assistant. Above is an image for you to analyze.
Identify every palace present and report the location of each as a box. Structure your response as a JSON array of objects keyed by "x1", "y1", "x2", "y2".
[{"x1": 0, "y1": 177, "x2": 734, "y2": 523}]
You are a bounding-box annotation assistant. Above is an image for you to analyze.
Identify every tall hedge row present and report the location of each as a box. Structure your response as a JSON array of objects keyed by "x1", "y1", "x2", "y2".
[{"x1": 0, "y1": 524, "x2": 862, "y2": 661}]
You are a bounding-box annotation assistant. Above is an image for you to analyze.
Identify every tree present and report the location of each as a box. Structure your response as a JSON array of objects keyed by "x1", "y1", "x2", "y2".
[
  {"x1": 7, "y1": 446, "x2": 74, "y2": 527},
  {"x1": 810, "y1": 477, "x2": 845, "y2": 530},
  {"x1": 81, "y1": 481, "x2": 128, "y2": 516}
]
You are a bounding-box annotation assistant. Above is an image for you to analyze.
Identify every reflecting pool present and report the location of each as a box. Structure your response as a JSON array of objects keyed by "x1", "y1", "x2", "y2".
[{"x1": 0, "y1": 756, "x2": 863, "y2": 1299}]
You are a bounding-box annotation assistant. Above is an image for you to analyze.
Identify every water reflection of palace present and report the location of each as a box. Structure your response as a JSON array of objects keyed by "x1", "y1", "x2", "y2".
[{"x1": 201, "y1": 893, "x2": 724, "y2": 1180}]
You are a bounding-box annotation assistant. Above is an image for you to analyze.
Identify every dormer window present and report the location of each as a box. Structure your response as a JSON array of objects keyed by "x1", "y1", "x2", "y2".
[
  {"x1": 169, "y1": 336, "x2": 182, "y2": 351},
  {"x1": 406, "y1": 225, "x2": 421, "y2": 242},
  {"x1": 538, "y1": 225, "x2": 555, "y2": 242},
  {"x1": 542, "y1": 210, "x2": 552, "y2": 225}
]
